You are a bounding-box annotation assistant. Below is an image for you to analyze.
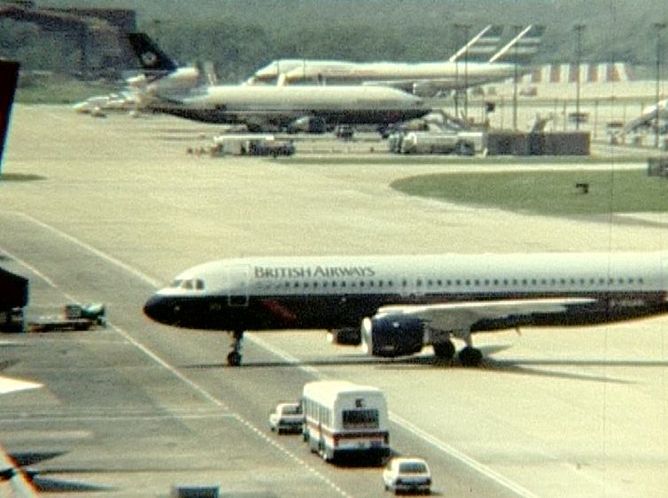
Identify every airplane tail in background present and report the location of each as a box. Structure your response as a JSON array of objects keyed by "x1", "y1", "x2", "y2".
[
  {"x1": 0, "y1": 60, "x2": 20, "y2": 173},
  {"x1": 449, "y1": 25, "x2": 504, "y2": 63},
  {"x1": 489, "y1": 25, "x2": 545, "y2": 64},
  {"x1": 127, "y1": 32, "x2": 178, "y2": 76}
]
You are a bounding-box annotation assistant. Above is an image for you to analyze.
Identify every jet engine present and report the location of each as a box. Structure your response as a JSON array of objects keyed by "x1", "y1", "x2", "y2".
[
  {"x1": 411, "y1": 82, "x2": 439, "y2": 98},
  {"x1": 360, "y1": 315, "x2": 424, "y2": 358}
]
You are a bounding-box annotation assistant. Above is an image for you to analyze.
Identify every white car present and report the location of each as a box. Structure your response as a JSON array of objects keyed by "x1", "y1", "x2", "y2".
[
  {"x1": 268, "y1": 402, "x2": 303, "y2": 434},
  {"x1": 382, "y1": 456, "x2": 432, "y2": 495}
]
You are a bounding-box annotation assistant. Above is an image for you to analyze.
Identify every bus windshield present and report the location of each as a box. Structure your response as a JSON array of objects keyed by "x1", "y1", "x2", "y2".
[{"x1": 342, "y1": 409, "x2": 379, "y2": 429}]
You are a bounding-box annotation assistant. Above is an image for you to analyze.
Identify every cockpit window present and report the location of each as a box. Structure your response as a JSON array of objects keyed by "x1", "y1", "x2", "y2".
[{"x1": 169, "y1": 279, "x2": 206, "y2": 291}]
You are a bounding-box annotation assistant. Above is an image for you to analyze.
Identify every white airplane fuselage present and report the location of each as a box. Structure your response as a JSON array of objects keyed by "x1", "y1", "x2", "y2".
[
  {"x1": 153, "y1": 84, "x2": 431, "y2": 128},
  {"x1": 145, "y1": 251, "x2": 668, "y2": 334},
  {"x1": 281, "y1": 61, "x2": 517, "y2": 89}
]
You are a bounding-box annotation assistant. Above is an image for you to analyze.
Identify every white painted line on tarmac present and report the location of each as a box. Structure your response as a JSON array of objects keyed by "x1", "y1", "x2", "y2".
[
  {"x1": 8, "y1": 210, "x2": 537, "y2": 497},
  {"x1": 390, "y1": 412, "x2": 539, "y2": 498},
  {"x1": 5, "y1": 213, "x2": 353, "y2": 498},
  {"x1": 250, "y1": 334, "x2": 538, "y2": 498},
  {"x1": 11, "y1": 211, "x2": 164, "y2": 289},
  {"x1": 0, "y1": 244, "x2": 58, "y2": 288}
]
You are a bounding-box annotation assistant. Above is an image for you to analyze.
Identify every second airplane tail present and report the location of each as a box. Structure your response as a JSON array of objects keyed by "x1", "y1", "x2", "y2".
[
  {"x1": 127, "y1": 33, "x2": 179, "y2": 76},
  {"x1": 489, "y1": 25, "x2": 545, "y2": 64}
]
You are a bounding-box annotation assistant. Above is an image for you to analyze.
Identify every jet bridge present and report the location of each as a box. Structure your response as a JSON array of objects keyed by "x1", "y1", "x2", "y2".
[{"x1": 0, "y1": 266, "x2": 28, "y2": 332}]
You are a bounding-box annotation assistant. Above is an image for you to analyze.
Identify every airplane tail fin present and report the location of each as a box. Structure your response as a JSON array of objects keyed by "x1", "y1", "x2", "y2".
[
  {"x1": 489, "y1": 25, "x2": 545, "y2": 64},
  {"x1": 127, "y1": 33, "x2": 178, "y2": 76},
  {"x1": 0, "y1": 60, "x2": 20, "y2": 174},
  {"x1": 449, "y1": 25, "x2": 504, "y2": 63}
]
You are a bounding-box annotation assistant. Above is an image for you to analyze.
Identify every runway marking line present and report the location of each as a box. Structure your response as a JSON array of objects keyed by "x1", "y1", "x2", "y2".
[
  {"x1": 250, "y1": 333, "x2": 540, "y2": 498},
  {"x1": 4, "y1": 211, "x2": 353, "y2": 498},
  {"x1": 7, "y1": 209, "x2": 540, "y2": 498}
]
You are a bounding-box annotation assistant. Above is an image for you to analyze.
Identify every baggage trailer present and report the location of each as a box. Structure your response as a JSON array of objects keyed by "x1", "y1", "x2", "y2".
[{"x1": 28, "y1": 303, "x2": 106, "y2": 332}]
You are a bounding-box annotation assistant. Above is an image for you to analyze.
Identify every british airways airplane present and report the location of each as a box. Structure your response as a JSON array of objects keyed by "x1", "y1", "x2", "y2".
[{"x1": 143, "y1": 252, "x2": 668, "y2": 367}]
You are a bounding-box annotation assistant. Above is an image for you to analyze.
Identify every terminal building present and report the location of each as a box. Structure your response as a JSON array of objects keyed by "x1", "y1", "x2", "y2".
[{"x1": 0, "y1": 1, "x2": 136, "y2": 77}]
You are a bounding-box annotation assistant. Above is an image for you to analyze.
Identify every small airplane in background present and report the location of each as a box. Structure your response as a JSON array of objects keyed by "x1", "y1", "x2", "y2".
[
  {"x1": 144, "y1": 251, "x2": 668, "y2": 367},
  {"x1": 126, "y1": 33, "x2": 431, "y2": 133}
]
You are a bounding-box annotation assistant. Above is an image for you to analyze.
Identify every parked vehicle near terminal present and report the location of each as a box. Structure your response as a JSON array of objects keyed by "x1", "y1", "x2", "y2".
[
  {"x1": 382, "y1": 456, "x2": 432, "y2": 495},
  {"x1": 302, "y1": 380, "x2": 390, "y2": 463},
  {"x1": 209, "y1": 134, "x2": 295, "y2": 157},
  {"x1": 269, "y1": 402, "x2": 303, "y2": 434},
  {"x1": 334, "y1": 124, "x2": 355, "y2": 140},
  {"x1": 389, "y1": 130, "x2": 483, "y2": 155}
]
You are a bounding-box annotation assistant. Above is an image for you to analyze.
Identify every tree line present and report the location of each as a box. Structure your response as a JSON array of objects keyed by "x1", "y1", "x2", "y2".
[{"x1": 1, "y1": 0, "x2": 666, "y2": 83}]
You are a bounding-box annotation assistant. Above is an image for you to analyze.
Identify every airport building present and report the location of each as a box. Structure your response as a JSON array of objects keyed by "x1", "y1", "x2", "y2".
[{"x1": 0, "y1": 1, "x2": 136, "y2": 77}]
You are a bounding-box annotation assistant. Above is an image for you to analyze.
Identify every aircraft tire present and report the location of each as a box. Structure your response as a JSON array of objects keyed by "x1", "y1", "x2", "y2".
[
  {"x1": 459, "y1": 346, "x2": 483, "y2": 367},
  {"x1": 227, "y1": 351, "x2": 242, "y2": 367}
]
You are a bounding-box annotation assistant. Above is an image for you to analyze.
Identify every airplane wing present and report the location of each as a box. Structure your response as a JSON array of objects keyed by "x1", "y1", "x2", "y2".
[
  {"x1": 376, "y1": 297, "x2": 595, "y2": 333},
  {"x1": 361, "y1": 79, "x2": 453, "y2": 97}
]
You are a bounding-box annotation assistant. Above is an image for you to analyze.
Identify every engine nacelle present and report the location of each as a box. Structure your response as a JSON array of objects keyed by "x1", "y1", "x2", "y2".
[
  {"x1": 327, "y1": 327, "x2": 361, "y2": 346},
  {"x1": 360, "y1": 315, "x2": 425, "y2": 358},
  {"x1": 411, "y1": 82, "x2": 439, "y2": 98}
]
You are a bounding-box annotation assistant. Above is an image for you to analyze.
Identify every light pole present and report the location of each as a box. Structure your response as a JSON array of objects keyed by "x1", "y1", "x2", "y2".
[
  {"x1": 653, "y1": 22, "x2": 666, "y2": 148},
  {"x1": 573, "y1": 24, "x2": 586, "y2": 131},
  {"x1": 458, "y1": 23, "x2": 471, "y2": 121},
  {"x1": 512, "y1": 25, "x2": 522, "y2": 131}
]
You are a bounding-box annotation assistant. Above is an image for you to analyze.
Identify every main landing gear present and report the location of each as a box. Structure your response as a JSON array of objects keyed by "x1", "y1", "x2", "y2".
[
  {"x1": 227, "y1": 330, "x2": 244, "y2": 367},
  {"x1": 432, "y1": 336, "x2": 484, "y2": 367}
]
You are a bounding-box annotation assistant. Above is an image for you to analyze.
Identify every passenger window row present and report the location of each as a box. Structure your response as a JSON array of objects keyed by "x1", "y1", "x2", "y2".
[{"x1": 259, "y1": 275, "x2": 646, "y2": 291}]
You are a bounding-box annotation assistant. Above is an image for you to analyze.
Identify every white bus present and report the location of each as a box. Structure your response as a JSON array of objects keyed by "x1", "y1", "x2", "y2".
[{"x1": 301, "y1": 380, "x2": 390, "y2": 463}]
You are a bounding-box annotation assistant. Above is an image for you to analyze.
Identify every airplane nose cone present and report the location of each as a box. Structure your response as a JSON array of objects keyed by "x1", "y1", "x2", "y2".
[{"x1": 143, "y1": 294, "x2": 172, "y2": 324}]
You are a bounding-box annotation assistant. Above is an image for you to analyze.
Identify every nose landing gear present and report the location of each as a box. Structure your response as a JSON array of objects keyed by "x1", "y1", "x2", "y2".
[{"x1": 227, "y1": 330, "x2": 244, "y2": 367}]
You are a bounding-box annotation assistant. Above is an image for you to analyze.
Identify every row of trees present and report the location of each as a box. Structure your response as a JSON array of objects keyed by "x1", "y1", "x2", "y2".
[{"x1": 1, "y1": 0, "x2": 666, "y2": 82}]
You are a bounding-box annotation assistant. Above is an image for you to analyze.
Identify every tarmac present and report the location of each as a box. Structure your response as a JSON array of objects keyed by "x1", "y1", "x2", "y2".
[{"x1": 0, "y1": 104, "x2": 667, "y2": 497}]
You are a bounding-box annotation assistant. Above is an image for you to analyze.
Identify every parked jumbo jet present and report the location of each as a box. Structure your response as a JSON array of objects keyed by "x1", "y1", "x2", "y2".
[
  {"x1": 246, "y1": 25, "x2": 504, "y2": 87},
  {"x1": 143, "y1": 252, "x2": 668, "y2": 367},
  {"x1": 127, "y1": 33, "x2": 430, "y2": 132},
  {"x1": 268, "y1": 26, "x2": 544, "y2": 97}
]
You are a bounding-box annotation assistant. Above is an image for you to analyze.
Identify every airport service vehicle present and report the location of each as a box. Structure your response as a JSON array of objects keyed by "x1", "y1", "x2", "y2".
[
  {"x1": 209, "y1": 135, "x2": 295, "y2": 157},
  {"x1": 382, "y1": 457, "x2": 432, "y2": 495},
  {"x1": 334, "y1": 125, "x2": 355, "y2": 140},
  {"x1": 301, "y1": 380, "x2": 390, "y2": 463},
  {"x1": 269, "y1": 402, "x2": 303, "y2": 434},
  {"x1": 391, "y1": 130, "x2": 482, "y2": 155},
  {"x1": 28, "y1": 303, "x2": 106, "y2": 332}
]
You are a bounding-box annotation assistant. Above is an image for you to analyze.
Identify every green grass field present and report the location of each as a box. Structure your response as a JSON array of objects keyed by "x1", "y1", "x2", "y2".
[{"x1": 391, "y1": 169, "x2": 668, "y2": 216}]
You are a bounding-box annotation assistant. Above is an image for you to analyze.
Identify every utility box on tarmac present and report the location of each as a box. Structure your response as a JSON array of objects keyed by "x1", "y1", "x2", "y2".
[
  {"x1": 647, "y1": 157, "x2": 668, "y2": 178},
  {"x1": 486, "y1": 131, "x2": 590, "y2": 156}
]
